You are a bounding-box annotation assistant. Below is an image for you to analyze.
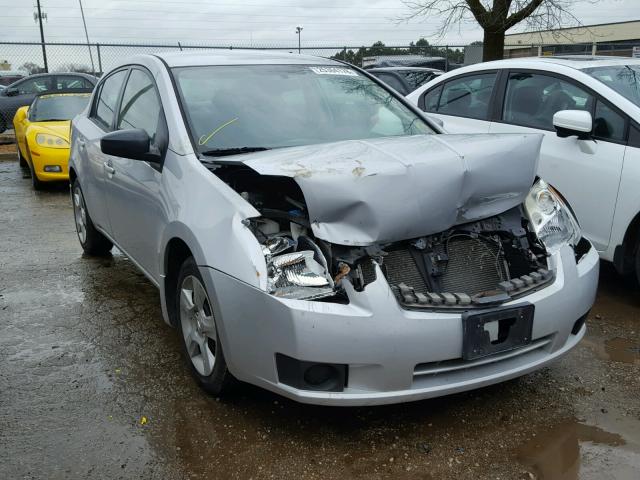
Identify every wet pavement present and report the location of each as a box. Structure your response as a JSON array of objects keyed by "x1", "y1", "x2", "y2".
[{"x1": 0, "y1": 157, "x2": 639, "y2": 480}]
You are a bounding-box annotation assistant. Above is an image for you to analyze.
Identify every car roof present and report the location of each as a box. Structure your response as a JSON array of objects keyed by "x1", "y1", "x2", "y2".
[
  {"x1": 154, "y1": 49, "x2": 339, "y2": 68},
  {"x1": 466, "y1": 55, "x2": 640, "y2": 71}
]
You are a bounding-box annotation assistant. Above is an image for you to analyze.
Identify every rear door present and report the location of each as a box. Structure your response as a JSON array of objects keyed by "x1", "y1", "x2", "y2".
[
  {"x1": 489, "y1": 70, "x2": 626, "y2": 251},
  {"x1": 73, "y1": 68, "x2": 129, "y2": 235},
  {"x1": 102, "y1": 67, "x2": 167, "y2": 280},
  {"x1": 417, "y1": 71, "x2": 497, "y2": 133}
]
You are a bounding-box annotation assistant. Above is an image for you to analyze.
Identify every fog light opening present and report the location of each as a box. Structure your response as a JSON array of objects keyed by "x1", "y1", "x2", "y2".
[
  {"x1": 275, "y1": 353, "x2": 347, "y2": 392},
  {"x1": 304, "y1": 364, "x2": 338, "y2": 387},
  {"x1": 572, "y1": 312, "x2": 588, "y2": 335},
  {"x1": 43, "y1": 165, "x2": 62, "y2": 173}
]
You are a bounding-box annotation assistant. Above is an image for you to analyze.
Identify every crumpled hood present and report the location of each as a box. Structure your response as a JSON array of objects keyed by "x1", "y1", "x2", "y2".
[{"x1": 243, "y1": 133, "x2": 543, "y2": 246}]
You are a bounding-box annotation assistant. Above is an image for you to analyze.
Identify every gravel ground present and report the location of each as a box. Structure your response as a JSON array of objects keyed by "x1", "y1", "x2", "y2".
[{"x1": 0, "y1": 157, "x2": 638, "y2": 480}]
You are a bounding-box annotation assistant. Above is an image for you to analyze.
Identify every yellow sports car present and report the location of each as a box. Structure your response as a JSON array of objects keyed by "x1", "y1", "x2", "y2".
[{"x1": 13, "y1": 91, "x2": 91, "y2": 189}]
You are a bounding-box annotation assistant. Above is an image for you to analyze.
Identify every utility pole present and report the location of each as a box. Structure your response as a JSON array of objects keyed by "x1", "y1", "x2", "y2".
[
  {"x1": 78, "y1": 0, "x2": 95, "y2": 73},
  {"x1": 35, "y1": 0, "x2": 48, "y2": 72},
  {"x1": 295, "y1": 26, "x2": 303, "y2": 54}
]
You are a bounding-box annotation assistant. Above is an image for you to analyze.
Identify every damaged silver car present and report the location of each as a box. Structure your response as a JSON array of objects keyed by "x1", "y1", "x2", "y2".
[{"x1": 69, "y1": 51, "x2": 599, "y2": 405}]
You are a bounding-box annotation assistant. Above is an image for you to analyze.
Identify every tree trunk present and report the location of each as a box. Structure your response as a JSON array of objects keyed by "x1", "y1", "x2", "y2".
[{"x1": 483, "y1": 30, "x2": 506, "y2": 61}]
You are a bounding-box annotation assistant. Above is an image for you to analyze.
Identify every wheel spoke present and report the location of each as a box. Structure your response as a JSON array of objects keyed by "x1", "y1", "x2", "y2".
[
  {"x1": 200, "y1": 314, "x2": 216, "y2": 334},
  {"x1": 198, "y1": 336, "x2": 213, "y2": 374},
  {"x1": 180, "y1": 287, "x2": 195, "y2": 313},
  {"x1": 193, "y1": 280, "x2": 207, "y2": 311},
  {"x1": 186, "y1": 328, "x2": 200, "y2": 358}
]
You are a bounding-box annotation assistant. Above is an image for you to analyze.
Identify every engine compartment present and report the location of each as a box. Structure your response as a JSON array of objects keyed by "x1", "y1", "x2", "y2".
[{"x1": 211, "y1": 163, "x2": 553, "y2": 308}]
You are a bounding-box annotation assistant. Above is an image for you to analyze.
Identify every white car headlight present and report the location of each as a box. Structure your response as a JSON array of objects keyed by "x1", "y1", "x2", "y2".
[{"x1": 524, "y1": 179, "x2": 581, "y2": 253}]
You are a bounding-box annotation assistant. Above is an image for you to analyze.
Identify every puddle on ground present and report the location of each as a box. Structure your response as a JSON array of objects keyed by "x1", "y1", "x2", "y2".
[
  {"x1": 582, "y1": 336, "x2": 640, "y2": 364},
  {"x1": 516, "y1": 416, "x2": 640, "y2": 480}
]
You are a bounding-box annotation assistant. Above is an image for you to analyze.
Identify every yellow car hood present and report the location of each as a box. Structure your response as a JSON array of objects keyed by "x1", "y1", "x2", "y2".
[{"x1": 28, "y1": 121, "x2": 71, "y2": 142}]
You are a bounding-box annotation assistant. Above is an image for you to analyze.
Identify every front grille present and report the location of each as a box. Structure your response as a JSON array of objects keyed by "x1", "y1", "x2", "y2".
[
  {"x1": 439, "y1": 236, "x2": 508, "y2": 295},
  {"x1": 382, "y1": 236, "x2": 508, "y2": 297},
  {"x1": 383, "y1": 250, "x2": 428, "y2": 293}
]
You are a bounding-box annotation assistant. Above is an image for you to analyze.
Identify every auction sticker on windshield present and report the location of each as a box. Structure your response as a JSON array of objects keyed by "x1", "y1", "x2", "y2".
[{"x1": 309, "y1": 66, "x2": 358, "y2": 76}]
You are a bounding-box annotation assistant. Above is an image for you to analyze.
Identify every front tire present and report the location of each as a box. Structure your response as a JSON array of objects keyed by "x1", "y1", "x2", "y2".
[
  {"x1": 72, "y1": 179, "x2": 113, "y2": 255},
  {"x1": 175, "y1": 256, "x2": 231, "y2": 395},
  {"x1": 17, "y1": 146, "x2": 28, "y2": 169},
  {"x1": 28, "y1": 156, "x2": 44, "y2": 191}
]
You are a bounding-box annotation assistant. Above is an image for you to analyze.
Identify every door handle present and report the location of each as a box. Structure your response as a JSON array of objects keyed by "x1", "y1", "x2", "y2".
[{"x1": 103, "y1": 162, "x2": 115, "y2": 175}]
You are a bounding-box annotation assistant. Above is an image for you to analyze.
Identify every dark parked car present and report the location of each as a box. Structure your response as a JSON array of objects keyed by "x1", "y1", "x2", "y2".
[
  {"x1": 367, "y1": 67, "x2": 443, "y2": 95},
  {"x1": 0, "y1": 72, "x2": 96, "y2": 133}
]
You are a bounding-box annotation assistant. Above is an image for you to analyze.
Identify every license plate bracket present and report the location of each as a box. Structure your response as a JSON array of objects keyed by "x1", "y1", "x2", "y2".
[{"x1": 462, "y1": 304, "x2": 534, "y2": 361}]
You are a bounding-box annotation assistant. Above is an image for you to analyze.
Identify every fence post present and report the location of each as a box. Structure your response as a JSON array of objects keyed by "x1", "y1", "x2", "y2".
[
  {"x1": 96, "y1": 43, "x2": 103, "y2": 74},
  {"x1": 591, "y1": 42, "x2": 597, "y2": 56},
  {"x1": 445, "y1": 45, "x2": 449, "y2": 72}
]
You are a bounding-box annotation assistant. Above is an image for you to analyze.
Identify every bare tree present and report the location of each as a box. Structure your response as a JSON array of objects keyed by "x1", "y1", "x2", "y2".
[
  {"x1": 55, "y1": 63, "x2": 92, "y2": 74},
  {"x1": 403, "y1": 1, "x2": 585, "y2": 61},
  {"x1": 20, "y1": 62, "x2": 45, "y2": 75}
]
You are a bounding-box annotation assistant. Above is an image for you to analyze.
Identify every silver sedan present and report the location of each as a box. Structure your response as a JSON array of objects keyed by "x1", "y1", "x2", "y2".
[{"x1": 69, "y1": 51, "x2": 598, "y2": 405}]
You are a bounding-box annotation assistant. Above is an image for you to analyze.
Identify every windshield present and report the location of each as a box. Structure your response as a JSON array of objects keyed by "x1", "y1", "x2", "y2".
[
  {"x1": 29, "y1": 93, "x2": 91, "y2": 122},
  {"x1": 173, "y1": 64, "x2": 433, "y2": 154},
  {"x1": 583, "y1": 64, "x2": 640, "y2": 107}
]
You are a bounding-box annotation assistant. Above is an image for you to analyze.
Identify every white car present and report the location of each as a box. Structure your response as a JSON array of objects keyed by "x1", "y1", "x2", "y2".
[{"x1": 407, "y1": 56, "x2": 640, "y2": 283}]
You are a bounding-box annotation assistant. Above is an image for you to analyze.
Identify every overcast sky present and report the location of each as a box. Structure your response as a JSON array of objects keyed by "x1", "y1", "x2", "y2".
[{"x1": 0, "y1": 0, "x2": 639, "y2": 47}]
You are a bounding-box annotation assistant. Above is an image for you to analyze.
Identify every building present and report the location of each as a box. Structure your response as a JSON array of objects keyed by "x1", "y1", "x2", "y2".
[{"x1": 504, "y1": 20, "x2": 640, "y2": 58}]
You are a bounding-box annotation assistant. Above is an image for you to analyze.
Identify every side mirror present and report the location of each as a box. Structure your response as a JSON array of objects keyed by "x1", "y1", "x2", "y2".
[
  {"x1": 100, "y1": 128, "x2": 159, "y2": 162},
  {"x1": 5, "y1": 87, "x2": 19, "y2": 96},
  {"x1": 14, "y1": 106, "x2": 28, "y2": 123},
  {"x1": 553, "y1": 110, "x2": 592, "y2": 140}
]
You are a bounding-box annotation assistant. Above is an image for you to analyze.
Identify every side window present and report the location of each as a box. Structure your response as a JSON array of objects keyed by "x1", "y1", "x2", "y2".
[
  {"x1": 93, "y1": 70, "x2": 127, "y2": 129},
  {"x1": 15, "y1": 77, "x2": 51, "y2": 95},
  {"x1": 422, "y1": 85, "x2": 442, "y2": 112},
  {"x1": 374, "y1": 73, "x2": 407, "y2": 95},
  {"x1": 503, "y1": 72, "x2": 593, "y2": 130},
  {"x1": 56, "y1": 75, "x2": 93, "y2": 90},
  {"x1": 117, "y1": 69, "x2": 162, "y2": 142},
  {"x1": 437, "y1": 73, "x2": 496, "y2": 120},
  {"x1": 593, "y1": 100, "x2": 625, "y2": 142}
]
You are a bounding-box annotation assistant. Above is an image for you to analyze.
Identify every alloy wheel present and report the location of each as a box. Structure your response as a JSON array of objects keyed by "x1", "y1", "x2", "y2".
[
  {"x1": 179, "y1": 275, "x2": 217, "y2": 376},
  {"x1": 73, "y1": 185, "x2": 87, "y2": 244}
]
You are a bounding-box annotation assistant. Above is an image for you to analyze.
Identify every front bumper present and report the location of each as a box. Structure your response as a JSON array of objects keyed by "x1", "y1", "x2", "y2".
[
  {"x1": 202, "y1": 243, "x2": 598, "y2": 406},
  {"x1": 30, "y1": 147, "x2": 70, "y2": 182}
]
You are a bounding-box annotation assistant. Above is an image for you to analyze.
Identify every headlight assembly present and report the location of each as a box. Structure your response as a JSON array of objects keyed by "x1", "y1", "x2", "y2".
[
  {"x1": 263, "y1": 236, "x2": 335, "y2": 300},
  {"x1": 524, "y1": 179, "x2": 581, "y2": 253},
  {"x1": 36, "y1": 133, "x2": 68, "y2": 149}
]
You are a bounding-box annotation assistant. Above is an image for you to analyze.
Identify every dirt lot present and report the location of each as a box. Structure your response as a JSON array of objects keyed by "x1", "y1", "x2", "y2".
[{"x1": 0, "y1": 157, "x2": 638, "y2": 480}]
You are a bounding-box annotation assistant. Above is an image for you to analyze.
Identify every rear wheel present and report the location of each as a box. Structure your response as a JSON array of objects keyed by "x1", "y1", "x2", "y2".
[
  {"x1": 176, "y1": 256, "x2": 231, "y2": 395},
  {"x1": 72, "y1": 179, "x2": 113, "y2": 255}
]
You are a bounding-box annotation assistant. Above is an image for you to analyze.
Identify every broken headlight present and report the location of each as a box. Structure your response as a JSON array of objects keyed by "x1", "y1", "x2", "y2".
[
  {"x1": 524, "y1": 179, "x2": 581, "y2": 253},
  {"x1": 264, "y1": 238, "x2": 335, "y2": 300}
]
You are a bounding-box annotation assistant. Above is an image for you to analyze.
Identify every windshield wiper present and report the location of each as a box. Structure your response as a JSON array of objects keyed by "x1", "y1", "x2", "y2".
[{"x1": 201, "y1": 147, "x2": 270, "y2": 157}]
